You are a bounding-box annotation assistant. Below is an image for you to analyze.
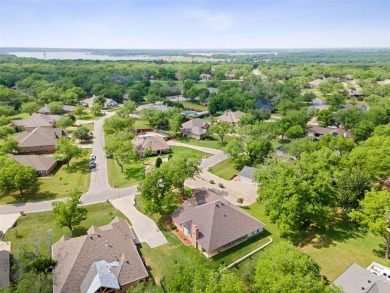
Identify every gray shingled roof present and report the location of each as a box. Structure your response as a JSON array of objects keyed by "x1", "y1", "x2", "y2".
[
  {"x1": 11, "y1": 113, "x2": 60, "y2": 129},
  {"x1": 132, "y1": 136, "x2": 170, "y2": 154},
  {"x1": 11, "y1": 155, "x2": 57, "y2": 172},
  {"x1": 37, "y1": 105, "x2": 75, "y2": 114},
  {"x1": 217, "y1": 111, "x2": 244, "y2": 124},
  {"x1": 334, "y1": 263, "x2": 390, "y2": 293},
  {"x1": 15, "y1": 127, "x2": 67, "y2": 148},
  {"x1": 52, "y1": 217, "x2": 148, "y2": 293},
  {"x1": 237, "y1": 166, "x2": 258, "y2": 181},
  {"x1": 181, "y1": 118, "x2": 209, "y2": 136},
  {"x1": 172, "y1": 189, "x2": 264, "y2": 253}
]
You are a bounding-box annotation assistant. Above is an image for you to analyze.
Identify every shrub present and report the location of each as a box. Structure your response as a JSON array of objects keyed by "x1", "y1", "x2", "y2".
[
  {"x1": 237, "y1": 198, "x2": 244, "y2": 204},
  {"x1": 218, "y1": 183, "x2": 224, "y2": 188},
  {"x1": 209, "y1": 179, "x2": 215, "y2": 184}
]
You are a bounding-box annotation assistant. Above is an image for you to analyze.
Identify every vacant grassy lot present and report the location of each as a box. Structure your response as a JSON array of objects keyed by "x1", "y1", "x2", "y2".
[
  {"x1": 107, "y1": 146, "x2": 209, "y2": 188},
  {"x1": 3, "y1": 203, "x2": 127, "y2": 256},
  {"x1": 0, "y1": 150, "x2": 91, "y2": 204},
  {"x1": 209, "y1": 158, "x2": 239, "y2": 180}
]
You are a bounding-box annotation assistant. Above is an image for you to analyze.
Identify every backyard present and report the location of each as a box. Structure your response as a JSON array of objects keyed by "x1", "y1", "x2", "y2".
[
  {"x1": 3, "y1": 202, "x2": 127, "y2": 256},
  {"x1": 0, "y1": 150, "x2": 91, "y2": 204}
]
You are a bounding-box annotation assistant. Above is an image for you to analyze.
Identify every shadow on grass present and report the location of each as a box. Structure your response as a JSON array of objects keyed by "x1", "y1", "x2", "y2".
[
  {"x1": 372, "y1": 243, "x2": 387, "y2": 259},
  {"x1": 73, "y1": 226, "x2": 88, "y2": 237},
  {"x1": 123, "y1": 165, "x2": 145, "y2": 182},
  {"x1": 65, "y1": 158, "x2": 90, "y2": 174},
  {"x1": 0, "y1": 182, "x2": 57, "y2": 204}
]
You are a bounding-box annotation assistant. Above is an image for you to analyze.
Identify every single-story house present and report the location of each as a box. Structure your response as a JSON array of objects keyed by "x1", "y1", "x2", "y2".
[
  {"x1": 0, "y1": 242, "x2": 11, "y2": 290},
  {"x1": 11, "y1": 155, "x2": 58, "y2": 176},
  {"x1": 237, "y1": 166, "x2": 259, "y2": 184},
  {"x1": 37, "y1": 104, "x2": 75, "y2": 115},
  {"x1": 81, "y1": 95, "x2": 119, "y2": 108},
  {"x1": 200, "y1": 73, "x2": 213, "y2": 81},
  {"x1": 15, "y1": 127, "x2": 67, "y2": 154},
  {"x1": 132, "y1": 135, "x2": 170, "y2": 155},
  {"x1": 306, "y1": 126, "x2": 352, "y2": 139},
  {"x1": 138, "y1": 102, "x2": 170, "y2": 112},
  {"x1": 81, "y1": 95, "x2": 97, "y2": 107},
  {"x1": 305, "y1": 78, "x2": 328, "y2": 89},
  {"x1": 334, "y1": 263, "x2": 390, "y2": 293},
  {"x1": 171, "y1": 189, "x2": 264, "y2": 258},
  {"x1": 104, "y1": 98, "x2": 118, "y2": 107},
  {"x1": 255, "y1": 99, "x2": 275, "y2": 113},
  {"x1": 377, "y1": 80, "x2": 390, "y2": 86},
  {"x1": 217, "y1": 111, "x2": 244, "y2": 125},
  {"x1": 11, "y1": 113, "x2": 60, "y2": 131},
  {"x1": 347, "y1": 89, "x2": 364, "y2": 99},
  {"x1": 340, "y1": 104, "x2": 369, "y2": 112},
  {"x1": 52, "y1": 217, "x2": 148, "y2": 293},
  {"x1": 181, "y1": 118, "x2": 210, "y2": 140}
]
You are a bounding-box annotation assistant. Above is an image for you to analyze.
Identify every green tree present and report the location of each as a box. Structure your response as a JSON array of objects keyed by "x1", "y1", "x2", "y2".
[
  {"x1": 226, "y1": 138, "x2": 251, "y2": 169},
  {"x1": 0, "y1": 139, "x2": 20, "y2": 154},
  {"x1": 95, "y1": 95, "x2": 106, "y2": 106},
  {"x1": 0, "y1": 158, "x2": 38, "y2": 196},
  {"x1": 302, "y1": 91, "x2": 316, "y2": 103},
  {"x1": 155, "y1": 157, "x2": 162, "y2": 168},
  {"x1": 104, "y1": 115, "x2": 134, "y2": 135},
  {"x1": 105, "y1": 139, "x2": 136, "y2": 172},
  {"x1": 253, "y1": 242, "x2": 329, "y2": 293},
  {"x1": 283, "y1": 137, "x2": 320, "y2": 159},
  {"x1": 209, "y1": 122, "x2": 233, "y2": 143},
  {"x1": 55, "y1": 137, "x2": 84, "y2": 167},
  {"x1": 123, "y1": 100, "x2": 137, "y2": 113},
  {"x1": 349, "y1": 190, "x2": 390, "y2": 259},
  {"x1": 317, "y1": 109, "x2": 333, "y2": 127},
  {"x1": 90, "y1": 104, "x2": 102, "y2": 116},
  {"x1": 326, "y1": 91, "x2": 344, "y2": 110},
  {"x1": 72, "y1": 126, "x2": 90, "y2": 142},
  {"x1": 247, "y1": 138, "x2": 273, "y2": 164},
  {"x1": 167, "y1": 156, "x2": 200, "y2": 197},
  {"x1": 73, "y1": 104, "x2": 85, "y2": 116},
  {"x1": 55, "y1": 116, "x2": 74, "y2": 129},
  {"x1": 21, "y1": 101, "x2": 41, "y2": 115},
  {"x1": 336, "y1": 107, "x2": 362, "y2": 130},
  {"x1": 285, "y1": 125, "x2": 304, "y2": 139},
  {"x1": 52, "y1": 191, "x2": 87, "y2": 237},
  {"x1": 277, "y1": 100, "x2": 294, "y2": 115},
  {"x1": 0, "y1": 125, "x2": 15, "y2": 139},
  {"x1": 48, "y1": 102, "x2": 64, "y2": 115}
]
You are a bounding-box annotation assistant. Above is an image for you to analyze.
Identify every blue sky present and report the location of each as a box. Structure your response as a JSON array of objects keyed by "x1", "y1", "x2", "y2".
[{"x1": 0, "y1": 0, "x2": 389, "y2": 48}]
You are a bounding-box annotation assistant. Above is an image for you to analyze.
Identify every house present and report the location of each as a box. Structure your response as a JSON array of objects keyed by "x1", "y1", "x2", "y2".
[
  {"x1": 15, "y1": 127, "x2": 67, "y2": 154},
  {"x1": 347, "y1": 89, "x2": 364, "y2": 99},
  {"x1": 81, "y1": 95, "x2": 96, "y2": 107},
  {"x1": 52, "y1": 217, "x2": 148, "y2": 293},
  {"x1": 0, "y1": 242, "x2": 11, "y2": 290},
  {"x1": 208, "y1": 87, "x2": 219, "y2": 94},
  {"x1": 37, "y1": 104, "x2": 75, "y2": 115},
  {"x1": 305, "y1": 78, "x2": 328, "y2": 89},
  {"x1": 255, "y1": 99, "x2": 275, "y2": 112},
  {"x1": 11, "y1": 155, "x2": 58, "y2": 176},
  {"x1": 171, "y1": 189, "x2": 264, "y2": 258},
  {"x1": 237, "y1": 166, "x2": 259, "y2": 184},
  {"x1": 167, "y1": 86, "x2": 181, "y2": 96},
  {"x1": 217, "y1": 111, "x2": 244, "y2": 125},
  {"x1": 377, "y1": 80, "x2": 390, "y2": 86},
  {"x1": 132, "y1": 135, "x2": 170, "y2": 155},
  {"x1": 11, "y1": 113, "x2": 60, "y2": 131},
  {"x1": 138, "y1": 102, "x2": 170, "y2": 112},
  {"x1": 104, "y1": 98, "x2": 118, "y2": 107},
  {"x1": 306, "y1": 126, "x2": 352, "y2": 139},
  {"x1": 181, "y1": 118, "x2": 210, "y2": 140},
  {"x1": 340, "y1": 104, "x2": 369, "y2": 112},
  {"x1": 200, "y1": 74, "x2": 213, "y2": 81},
  {"x1": 334, "y1": 263, "x2": 390, "y2": 293}
]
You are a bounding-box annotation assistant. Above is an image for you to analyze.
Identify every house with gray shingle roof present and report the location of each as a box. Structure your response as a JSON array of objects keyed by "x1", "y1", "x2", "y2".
[
  {"x1": 37, "y1": 104, "x2": 75, "y2": 115},
  {"x1": 181, "y1": 118, "x2": 209, "y2": 140},
  {"x1": 11, "y1": 155, "x2": 58, "y2": 176},
  {"x1": 52, "y1": 217, "x2": 148, "y2": 293},
  {"x1": 217, "y1": 111, "x2": 244, "y2": 125},
  {"x1": 11, "y1": 113, "x2": 60, "y2": 131},
  {"x1": 171, "y1": 189, "x2": 264, "y2": 258},
  {"x1": 132, "y1": 135, "x2": 170, "y2": 155}
]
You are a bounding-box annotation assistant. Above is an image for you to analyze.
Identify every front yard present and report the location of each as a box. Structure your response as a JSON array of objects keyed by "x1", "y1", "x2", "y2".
[
  {"x1": 3, "y1": 202, "x2": 127, "y2": 256},
  {"x1": 177, "y1": 135, "x2": 233, "y2": 151},
  {"x1": 209, "y1": 158, "x2": 239, "y2": 180},
  {"x1": 0, "y1": 150, "x2": 91, "y2": 204}
]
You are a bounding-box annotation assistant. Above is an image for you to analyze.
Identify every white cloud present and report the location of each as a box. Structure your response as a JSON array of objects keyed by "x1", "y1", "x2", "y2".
[{"x1": 189, "y1": 9, "x2": 232, "y2": 31}]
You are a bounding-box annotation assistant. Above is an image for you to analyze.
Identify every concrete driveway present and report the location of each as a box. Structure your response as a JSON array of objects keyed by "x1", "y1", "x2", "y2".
[
  {"x1": 0, "y1": 213, "x2": 19, "y2": 238},
  {"x1": 111, "y1": 197, "x2": 167, "y2": 248}
]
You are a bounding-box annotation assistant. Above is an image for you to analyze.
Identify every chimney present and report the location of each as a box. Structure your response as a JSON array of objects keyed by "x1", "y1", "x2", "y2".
[{"x1": 191, "y1": 225, "x2": 199, "y2": 247}]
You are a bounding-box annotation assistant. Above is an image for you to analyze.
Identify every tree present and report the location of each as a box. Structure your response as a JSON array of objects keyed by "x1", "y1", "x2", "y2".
[
  {"x1": 0, "y1": 125, "x2": 15, "y2": 139},
  {"x1": 155, "y1": 157, "x2": 162, "y2": 168},
  {"x1": 52, "y1": 191, "x2": 87, "y2": 237},
  {"x1": 21, "y1": 101, "x2": 41, "y2": 115},
  {"x1": 226, "y1": 138, "x2": 251, "y2": 169},
  {"x1": 277, "y1": 100, "x2": 294, "y2": 115},
  {"x1": 90, "y1": 104, "x2": 102, "y2": 116},
  {"x1": 105, "y1": 139, "x2": 136, "y2": 172},
  {"x1": 302, "y1": 91, "x2": 316, "y2": 103},
  {"x1": 253, "y1": 242, "x2": 329, "y2": 293},
  {"x1": 209, "y1": 122, "x2": 233, "y2": 143},
  {"x1": 336, "y1": 106, "x2": 362, "y2": 130},
  {"x1": 167, "y1": 156, "x2": 200, "y2": 197},
  {"x1": 103, "y1": 115, "x2": 134, "y2": 134},
  {"x1": 0, "y1": 139, "x2": 20, "y2": 154},
  {"x1": 48, "y1": 102, "x2": 64, "y2": 115},
  {"x1": 285, "y1": 125, "x2": 304, "y2": 139},
  {"x1": 247, "y1": 138, "x2": 273, "y2": 164},
  {"x1": 95, "y1": 95, "x2": 106, "y2": 106},
  {"x1": 0, "y1": 158, "x2": 38, "y2": 196},
  {"x1": 72, "y1": 126, "x2": 90, "y2": 142},
  {"x1": 254, "y1": 108, "x2": 272, "y2": 122},
  {"x1": 73, "y1": 104, "x2": 85, "y2": 116},
  {"x1": 55, "y1": 116, "x2": 74, "y2": 128},
  {"x1": 350, "y1": 190, "x2": 390, "y2": 259},
  {"x1": 123, "y1": 100, "x2": 137, "y2": 113},
  {"x1": 55, "y1": 137, "x2": 84, "y2": 167},
  {"x1": 336, "y1": 168, "x2": 371, "y2": 211},
  {"x1": 326, "y1": 91, "x2": 344, "y2": 110},
  {"x1": 317, "y1": 109, "x2": 333, "y2": 127}
]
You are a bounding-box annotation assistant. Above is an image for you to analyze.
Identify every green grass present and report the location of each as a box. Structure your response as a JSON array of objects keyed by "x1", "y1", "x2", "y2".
[
  {"x1": 209, "y1": 158, "x2": 238, "y2": 180},
  {"x1": 3, "y1": 203, "x2": 127, "y2": 257},
  {"x1": 177, "y1": 135, "x2": 233, "y2": 151},
  {"x1": 0, "y1": 151, "x2": 91, "y2": 204},
  {"x1": 134, "y1": 119, "x2": 151, "y2": 129},
  {"x1": 107, "y1": 146, "x2": 210, "y2": 188},
  {"x1": 181, "y1": 101, "x2": 208, "y2": 111}
]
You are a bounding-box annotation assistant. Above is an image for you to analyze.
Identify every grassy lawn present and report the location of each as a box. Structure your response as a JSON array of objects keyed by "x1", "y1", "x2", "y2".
[
  {"x1": 177, "y1": 135, "x2": 233, "y2": 152},
  {"x1": 3, "y1": 203, "x2": 127, "y2": 257},
  {"x1": 181, "y1": 101, "x2": 208, "y2": 111},
  {"x1": 0, "y1": 151, "x2": 91, "y2": 204},
  {"x1": 209, "y1": 158, "x2": 239, "y2": 180},
  {"x1": 134, "y1": 119, "x2": 151, "y2": 129},
  {"x1": 107, "y1": 146, "x2": 210, "y2": 188}
]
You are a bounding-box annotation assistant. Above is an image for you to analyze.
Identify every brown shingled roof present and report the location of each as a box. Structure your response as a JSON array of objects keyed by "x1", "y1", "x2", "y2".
[
  {"x1": 15, "y1": 127, "x2": 67, "y2": 148},
  {"x1": 52, "y1": 217, "x2": 148, "y2": 293},
  {"x1": 172, "y1": 189, "x2": 264, "y2": 253},
  {"x1": 217, "y1": 111, "x2": 244, "y2": 123},
  {"x1": 181, "y1": 118, "x2": 209, "y2": 136},
  {"x1": 132, "y1": 135, "x2": 170, "y2": 154},
  {"x1": 11, "y1": 155, "x2": 57, "y2": 172},
  {"x1": 11, "y1": 113, "x2": 60, "y2": 129}
]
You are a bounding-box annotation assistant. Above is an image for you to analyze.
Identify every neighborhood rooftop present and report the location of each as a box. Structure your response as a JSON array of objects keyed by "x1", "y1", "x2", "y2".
[
  {"x1": 11, "y1": 113, "x2": 60, "y2": 130},
  {"x1": 15, "y1": 127, "x2": 67, "y2": 149},
  {"x1": 217, "y1": 111, "x2": 244, "y2": 124}
]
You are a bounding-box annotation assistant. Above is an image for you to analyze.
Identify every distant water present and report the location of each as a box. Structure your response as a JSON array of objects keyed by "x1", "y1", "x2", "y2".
[{"x1": 10, "y1": 51, "x2": 161, "y2": 61}]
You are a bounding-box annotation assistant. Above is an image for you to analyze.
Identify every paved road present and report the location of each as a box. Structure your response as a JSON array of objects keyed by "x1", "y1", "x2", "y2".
[{"x1": 111, "y1": 196, "x2": 167, "y2": 248}]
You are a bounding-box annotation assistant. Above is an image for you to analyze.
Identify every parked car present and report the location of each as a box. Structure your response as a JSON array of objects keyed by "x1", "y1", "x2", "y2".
[
  {"x1": 88, "y1": 161, "x2": 96, "y2": 169},
  {"x1": 90, "y1": 154, "x2": 96, "y2": 160}
]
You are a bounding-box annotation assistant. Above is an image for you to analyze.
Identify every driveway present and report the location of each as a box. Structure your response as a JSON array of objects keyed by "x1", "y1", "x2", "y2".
[
  {"x1": 0, "y1": 213, "x2": 19, "y2": 237},
  {"x1": 111, "y1": 197, "x2": 167, "y2": 248}
]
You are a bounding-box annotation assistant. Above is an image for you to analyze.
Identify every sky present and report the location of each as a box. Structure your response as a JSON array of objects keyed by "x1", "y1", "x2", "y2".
[{"x1": 0, "y1": 0, "x2": 389, "y2": 49}]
